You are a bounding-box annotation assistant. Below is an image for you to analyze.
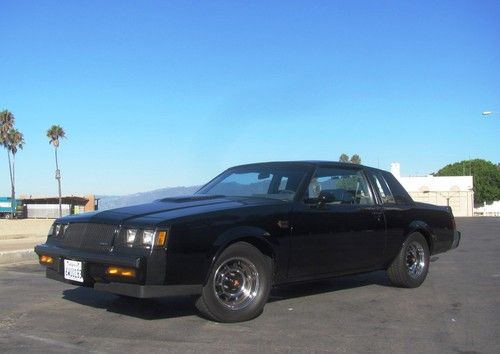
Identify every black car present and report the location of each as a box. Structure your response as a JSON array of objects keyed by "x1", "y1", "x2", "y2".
[{"x1": 35, "y1": 161, "x2": 460, "y2": 322}]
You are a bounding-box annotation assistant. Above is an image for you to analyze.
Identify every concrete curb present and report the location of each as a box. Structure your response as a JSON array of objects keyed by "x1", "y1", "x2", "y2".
[{"x1": 0, "y1": 248, "x2": 38, "y2": 265}]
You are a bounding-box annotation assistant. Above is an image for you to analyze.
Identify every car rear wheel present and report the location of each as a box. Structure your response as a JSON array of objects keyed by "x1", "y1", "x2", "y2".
[
  {"x1": 387, "y1": 232, "x2": 430, "y2": 288},
  {"x1": 195, "y1": 242, "x2": 272, "y2": 322}
]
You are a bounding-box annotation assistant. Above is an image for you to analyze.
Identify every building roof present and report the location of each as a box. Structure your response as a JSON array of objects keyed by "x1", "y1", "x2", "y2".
[{"x1": 21, "y1": 196, "x2": 89, "y2": 205}]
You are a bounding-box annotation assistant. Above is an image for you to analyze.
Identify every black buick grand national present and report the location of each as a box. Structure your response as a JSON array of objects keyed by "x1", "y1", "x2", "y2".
[{"x1": 35, "y1": 161, "x2": 460, "y2": 322}]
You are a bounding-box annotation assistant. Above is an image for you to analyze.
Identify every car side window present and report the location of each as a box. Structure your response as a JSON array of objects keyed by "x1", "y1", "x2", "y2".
[
  {"x1": 278, "y1": 177, "x2": 289, "y2": 191},
  {"x1": 370, "y1": 172, "x2": 396, "y2": 204},
  {"x1": 381, "y1": 171, "x2": 413, "y2": 205},
  {"x1": 305, "y1": 167, "x2": 374, "y2": 205}
]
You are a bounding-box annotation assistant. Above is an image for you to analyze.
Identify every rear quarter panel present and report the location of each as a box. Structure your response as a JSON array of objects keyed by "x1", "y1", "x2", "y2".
[{"x1": 383, "y1": 202, "x2": 454, "y2": 264}]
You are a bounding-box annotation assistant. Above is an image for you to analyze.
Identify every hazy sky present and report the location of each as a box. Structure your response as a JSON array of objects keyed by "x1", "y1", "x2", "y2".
[{"x1": 1, "y1": 1, "x2": 499, "y2": 196}]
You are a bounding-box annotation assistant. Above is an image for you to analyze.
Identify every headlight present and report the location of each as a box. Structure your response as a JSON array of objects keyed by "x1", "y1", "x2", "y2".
[
  {"x1": 123, "y1": 228, "x2": 168, "y2": 247},
  {"x1": 142, "y1": 229, "x2": 155, "y2": 246},
  {"x1": 144, "y1": 230, "x2": 169, "y2": 247},
  {"x1": 126, "y1": 229, "x2": 138, "y2": 244},
  {"x1": 52, "y1": 223, "x2": 68, "y2": 238}
]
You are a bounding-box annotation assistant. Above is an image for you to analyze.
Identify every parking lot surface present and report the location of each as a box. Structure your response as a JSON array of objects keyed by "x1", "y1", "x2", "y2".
[{"x1": 0, "y1": 218, "x2": 498, "y2": 353}]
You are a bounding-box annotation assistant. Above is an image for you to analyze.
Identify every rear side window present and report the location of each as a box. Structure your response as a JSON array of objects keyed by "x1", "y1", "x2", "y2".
[
  {"x1": 369, "y1": 172, "x2": 396, "y2": 204},
  {"x1": 381, "y1": 171, "x2": 413, "y2": 205}
]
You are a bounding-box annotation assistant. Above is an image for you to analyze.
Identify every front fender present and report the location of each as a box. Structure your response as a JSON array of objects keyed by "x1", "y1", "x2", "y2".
[{"x1": 204, "y1": 226, "x2": 275, "y2": 283}]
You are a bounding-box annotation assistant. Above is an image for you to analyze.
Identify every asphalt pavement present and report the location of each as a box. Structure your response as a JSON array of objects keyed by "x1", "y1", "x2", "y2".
[{"x1": 0, "y1": 218, "x2": 498, "y2": 353}]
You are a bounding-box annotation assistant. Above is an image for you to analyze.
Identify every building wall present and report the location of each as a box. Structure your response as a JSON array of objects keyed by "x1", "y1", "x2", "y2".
[
  {"x1": 84, "y1": 195, "x2": 96, "y2": 212},
  {"x1": 409, "y1": 190, "x2": 474, "y2": 217},
  {"x1": 27, "y1": 204, "x2": 71, "y2": 218},
  {"x1": 391, "y1": 163, "x2": 474, "y2": 217},
  {"x1": 474, "y1": 201, "x2": 500, "y2": 216}
]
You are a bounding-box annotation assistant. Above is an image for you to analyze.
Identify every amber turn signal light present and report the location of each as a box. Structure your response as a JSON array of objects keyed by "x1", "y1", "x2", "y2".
[
  {"x1": 155, "y1": 230, "x2": 168, "y2": 247},
  {"x1": 106, "y1": 266, "x2": 136, "y2": 278},
  {"x1": 39, "y1": 255, "x2": 54, "y2": 265}
]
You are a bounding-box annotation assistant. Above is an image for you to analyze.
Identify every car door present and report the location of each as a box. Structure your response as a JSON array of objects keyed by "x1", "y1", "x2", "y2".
[
  {"x1": 366, "y1": 170, "x2": 416, "y2": 263},
  {"x1": 288, "y1": 166, "x2": 386, "y2": 279}
]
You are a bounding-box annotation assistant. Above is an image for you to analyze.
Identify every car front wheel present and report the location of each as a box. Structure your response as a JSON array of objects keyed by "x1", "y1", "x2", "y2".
[{"x1": 195, "y1": 242, "x2": 272, "y2": 322}]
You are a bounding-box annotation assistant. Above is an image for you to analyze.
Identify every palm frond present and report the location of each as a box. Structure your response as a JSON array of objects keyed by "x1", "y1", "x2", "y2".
[
  {"x1": 0, "y1": 110, "x2": 16, "y2": 146},
  {"x1": 47, "y1": 124, "x2": 66, "y2": 145}
]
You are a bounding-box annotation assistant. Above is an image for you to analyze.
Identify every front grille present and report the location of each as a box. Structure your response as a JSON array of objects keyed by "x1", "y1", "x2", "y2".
[{"x1": 63, "y1": 223, "x2": 118, "y2": 253}]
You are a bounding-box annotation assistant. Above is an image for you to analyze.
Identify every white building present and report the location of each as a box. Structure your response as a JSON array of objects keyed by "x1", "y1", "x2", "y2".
[
  {"x1": 474, "y1": 201, "x2": 500, "y2": 216},
  {"x1": 391, "y1": 163, "x2": 474, "y2": 217}
]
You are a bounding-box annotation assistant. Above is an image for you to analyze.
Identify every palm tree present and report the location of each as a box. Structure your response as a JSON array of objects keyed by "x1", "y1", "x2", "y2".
[
  {"x1": 5, "y1": 128, "x2": 24, "y2": 218},
  {"x1": 47, "y1": 125, "x2": 66, "y2": 217},
  {"x1": 1, "y1": 110, "x2": 17, "y2": 218},
  {"x1": 0, "y1": 110, "x2": 15, "y2": 144}
]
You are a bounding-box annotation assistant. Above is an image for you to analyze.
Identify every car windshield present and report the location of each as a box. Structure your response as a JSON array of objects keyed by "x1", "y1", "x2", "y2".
[{"x1": 196, "y1": 165, "x2": 310, "y2": 201}]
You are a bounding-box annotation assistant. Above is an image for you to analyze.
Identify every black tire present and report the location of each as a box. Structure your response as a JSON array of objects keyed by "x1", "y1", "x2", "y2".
[
  {"x1": 387, "y1": 232, "x2": 430, "y2": 288},
  {"x1": 195, "y1": 242, "x2": 272, "y2": 323}
]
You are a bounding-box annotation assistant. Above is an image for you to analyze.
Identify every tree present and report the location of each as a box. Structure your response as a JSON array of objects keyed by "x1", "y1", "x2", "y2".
[
  {"x1": 434, "y1": 159, "x2": 500, "y2": 204},
  {"x1": 1, "y1": 110, "x2": 20, "y2": 218},
  {"x1": 350, "y1": 154, "x2": 361, "y2": 164},
  {"x1": 5, "y1": 129, "x2": 24, "y2": 218},
  {"x1": 47, "y1": 125, "x2": 66, "y2": 217},
  {"x1": 0, "y1": 110, "x2": 15, "y2": 141},
  {"x1": 339, "y1": 153, "x2": 349, "y2": 163},
  {"x1": 339, "y1": 153, "x2": 362, "y2": 164}
]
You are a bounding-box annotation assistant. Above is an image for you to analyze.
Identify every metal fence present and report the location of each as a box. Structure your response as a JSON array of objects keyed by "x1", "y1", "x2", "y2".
[{"x1": 26, "y1": 204, "x2": 71, "y2": 218}]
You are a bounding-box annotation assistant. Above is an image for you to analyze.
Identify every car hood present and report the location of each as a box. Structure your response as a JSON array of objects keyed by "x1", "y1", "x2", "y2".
[{"x1": 58, "y1": 195, "x2": 286, "y2": 226}]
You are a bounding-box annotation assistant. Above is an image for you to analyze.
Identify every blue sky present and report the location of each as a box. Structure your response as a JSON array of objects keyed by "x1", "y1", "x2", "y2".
[{"x1": 1, "y1": 0, "x2": 499, "y2": 196}]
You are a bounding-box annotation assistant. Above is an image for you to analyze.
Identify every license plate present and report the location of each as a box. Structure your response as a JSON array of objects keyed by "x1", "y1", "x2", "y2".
[{"x1": 64, "y1": 259, "x2": 84, "y2": 283}]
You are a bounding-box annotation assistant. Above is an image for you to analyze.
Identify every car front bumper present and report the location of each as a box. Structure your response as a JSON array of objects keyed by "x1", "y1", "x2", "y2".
[
  {"x1": 35, "y1": 243, "x2": 202, "y2": 298},
  {"x1": 45, "y1": 268, "x2": 201, "y2": 297}
]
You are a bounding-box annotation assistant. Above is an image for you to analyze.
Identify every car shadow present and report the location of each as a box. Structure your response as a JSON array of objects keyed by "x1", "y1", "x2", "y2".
[
  {"x1": 62, "y1": 270, "x2": 391, "y2": 321},
  {"x1": 62, "y1": 287, "x2": 198, "y2": 320},
  {"x1": 269, "y1": 270, "x2": 391, "y2": 302}
]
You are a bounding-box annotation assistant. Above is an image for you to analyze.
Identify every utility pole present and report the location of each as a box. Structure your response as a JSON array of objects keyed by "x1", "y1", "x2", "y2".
[{"x1": 55, "y1": 147, "x2": 62, "y2": 217}]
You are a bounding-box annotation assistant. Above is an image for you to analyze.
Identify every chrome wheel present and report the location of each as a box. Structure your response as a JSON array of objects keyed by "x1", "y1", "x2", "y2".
[
  {"x1": 405, "y1": 241, "x2": 426, "y2": 279},
  {"x1": 213, "y1": 257, "x2": 260, "y2": 310}
]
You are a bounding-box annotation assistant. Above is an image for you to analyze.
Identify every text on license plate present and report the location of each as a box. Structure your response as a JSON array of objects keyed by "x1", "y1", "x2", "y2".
[{"x1": 64, "y1": 259, "x2": 84, "y2": 283}]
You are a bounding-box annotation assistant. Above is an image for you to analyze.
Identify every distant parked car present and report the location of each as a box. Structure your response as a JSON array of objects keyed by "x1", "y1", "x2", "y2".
[{"x1": 35, "y1": 161, "x2": 460, "y2": 322}]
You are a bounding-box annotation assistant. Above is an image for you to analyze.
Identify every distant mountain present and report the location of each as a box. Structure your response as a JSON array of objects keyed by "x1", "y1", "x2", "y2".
[{"x1": 98, "y1": 186, "x2": 200, "y2": 210}]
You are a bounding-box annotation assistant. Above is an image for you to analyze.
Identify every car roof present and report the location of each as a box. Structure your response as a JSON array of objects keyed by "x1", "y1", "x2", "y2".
[{"x1": 229, "y1": 160, "x2": 385, "y2": 172}]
